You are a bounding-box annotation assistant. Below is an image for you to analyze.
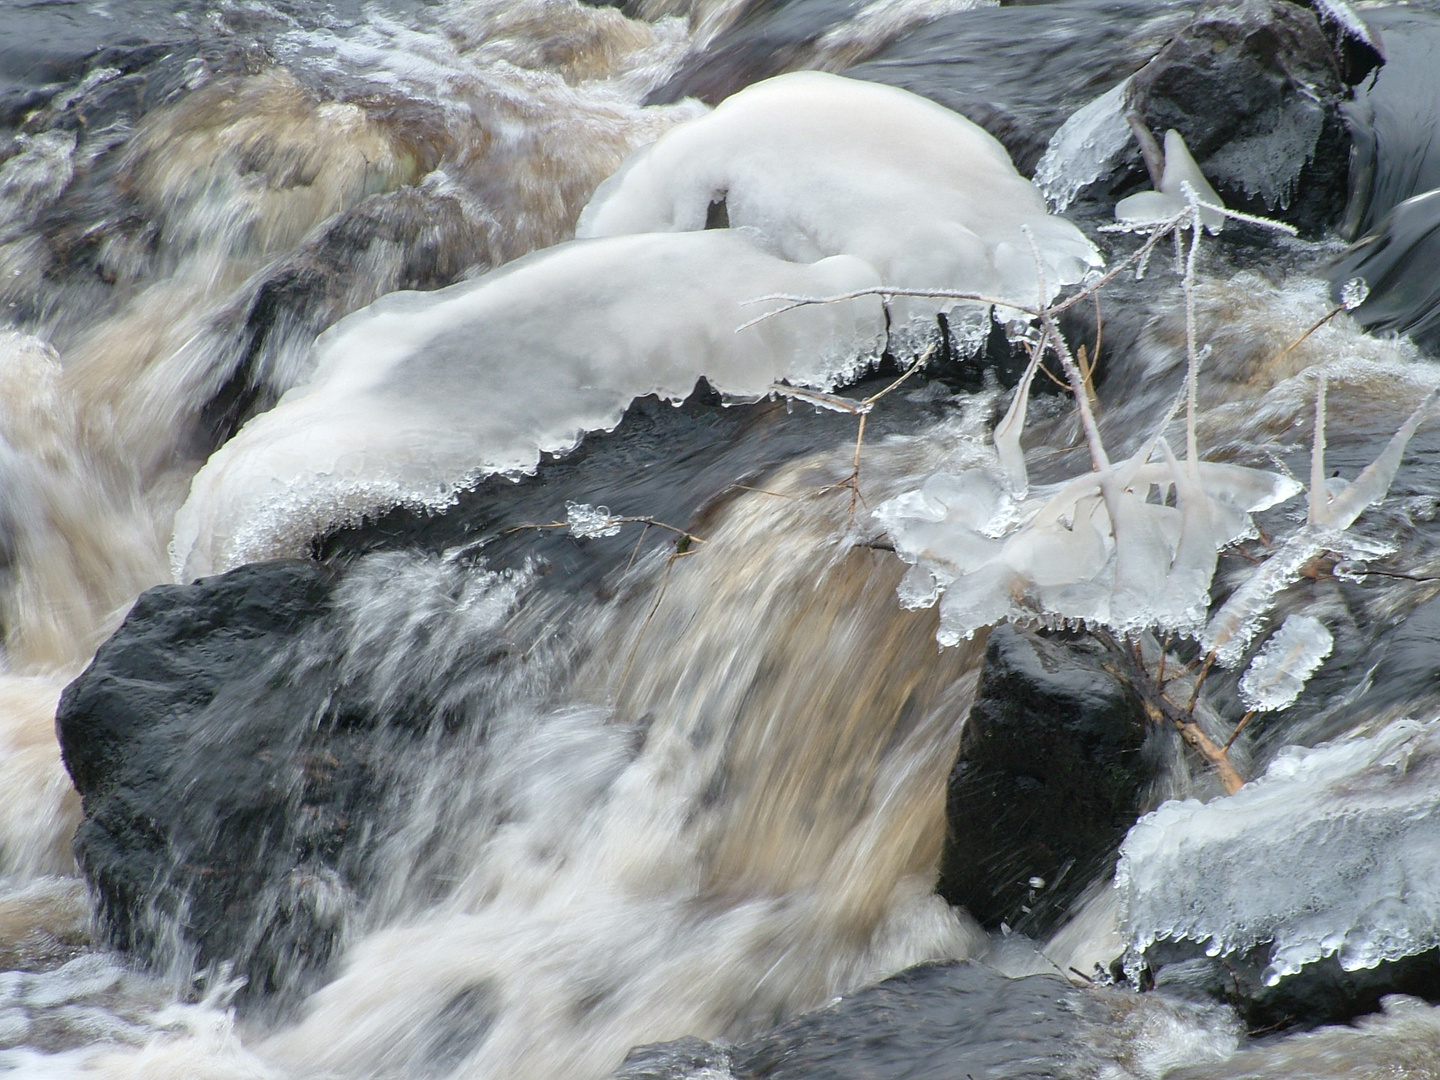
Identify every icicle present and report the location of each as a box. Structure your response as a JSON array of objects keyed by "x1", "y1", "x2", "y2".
[
  {"x1": 1324, "y1": 387, "x2": 1440, "y2": 529},
  {"x1": 993, "y1": 331, "x2": 1046, "y2": 496}
]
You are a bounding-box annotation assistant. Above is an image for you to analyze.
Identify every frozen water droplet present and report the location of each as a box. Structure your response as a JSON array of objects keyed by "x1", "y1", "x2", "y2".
[
  {"x1": 565, "y1": 501, "x2": 624, "y2": 539},
  {"x1": 1340, "y1": 277, "x2": 1370, "y2": 310}
]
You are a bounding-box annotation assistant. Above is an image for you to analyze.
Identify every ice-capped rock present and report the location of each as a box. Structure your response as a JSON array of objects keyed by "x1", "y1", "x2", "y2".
[
  {"x1": 171, "y1": 229, "x2": 885, "y2": 580},
  {"x1": 1118, "y1": 718, "x2": 1440, "y2": 986},
  {"x1": 578, "y1": 71, "x2": 1101, "y2": 351}
]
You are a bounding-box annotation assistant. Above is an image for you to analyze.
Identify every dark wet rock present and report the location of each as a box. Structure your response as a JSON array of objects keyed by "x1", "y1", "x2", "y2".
[
  {"x1": 56, "y1": 561, "x2": 354, "y2": 1009},
  {"x1": 1327, "y1": 189, "x2": 1440, "y2": 352},
  {"x1": 1119, "y1": 0, "x2": 1353, "y2": 235},
  {"x1": 1146, "y1": 942, "x2": 1440, "y2": 1032},
  {"x1": 938, "y1": 626, "x2": 1156, "y2": 938},
  {"x1": 613, "y1": 961, "x2": 1092, "y2": 1080}
]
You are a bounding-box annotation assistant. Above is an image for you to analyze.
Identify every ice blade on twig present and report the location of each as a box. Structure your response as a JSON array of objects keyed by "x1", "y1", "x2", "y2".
[
  {"x1": 1324, "y1": 387, "x2": 1440, "y2": 529},
  {"x1": 1239, "y1": 614, "x2": 1334, "y2": 712}
]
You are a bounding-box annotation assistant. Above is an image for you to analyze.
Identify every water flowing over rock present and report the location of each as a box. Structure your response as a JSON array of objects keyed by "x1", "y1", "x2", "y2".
[{"x1": 13, "y1": 0, "x2": 1440, "y2": 1075}]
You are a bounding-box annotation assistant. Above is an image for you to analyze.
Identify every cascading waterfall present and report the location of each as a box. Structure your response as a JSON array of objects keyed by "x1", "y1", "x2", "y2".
[{"x1": 5, "y1": 0, "x2": 1440, "y2": 1077}]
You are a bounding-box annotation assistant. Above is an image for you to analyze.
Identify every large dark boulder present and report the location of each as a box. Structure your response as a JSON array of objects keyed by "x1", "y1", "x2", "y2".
[
  {"x1": 1120, "y1": 0, "x2": 1355, "y2": 235},
  {"x1": 938, "y1": 626, "x2": 1157, "y2": 938},
  {"x1": 57, "y1": 561, "x2": 353, "y2": 1010},
  {"x1": 613, "y1": 960, "x2": 1095, "y2": 1080}
]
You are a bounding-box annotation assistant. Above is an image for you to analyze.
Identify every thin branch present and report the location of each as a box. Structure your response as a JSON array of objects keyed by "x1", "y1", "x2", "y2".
[{"x1": 505, "y1": 515, "x2": 707, "y2": 545}]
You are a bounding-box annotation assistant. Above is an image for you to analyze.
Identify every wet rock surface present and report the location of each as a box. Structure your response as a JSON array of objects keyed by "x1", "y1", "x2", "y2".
[
  {"x1": 56, "y1": 561, "x2": 351, "y2": 1008},
  {"x1": 1148, "y1": 942, "x2": 1440, "y2": 1033},
  {"x1": 612, "y1": 960, "x2": 1092, "y2": 1080},
  {"x1": 1121, "y1": 0, "x2": 1353, "y2": 235},
  {"x1": 54, "y1": 378, "x2": 948, "y2": 1012},
  {"x1": 938, "y1": 625, "x2": 1157, "y2": 939}
]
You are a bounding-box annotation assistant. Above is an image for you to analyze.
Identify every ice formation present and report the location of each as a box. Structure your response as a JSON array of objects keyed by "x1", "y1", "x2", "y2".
[
  {"x1": 576, "y1": 71, "x2": 1101, "y2": 350},
  {"x1": 1117, "y1": 718, "x2": 1440, "y2": 984},
  {"x1": 171, "y1": 230, "x2": 884, "y2": 579},
  {"x1": 1033, "y1": 82, "x2": 1133, "y2": 214},
  {"x1": 876, "y1": 440, "x2": 1299, "y2": 646},
  {"x1": 564, "y1": 502, "x2": 625, "y2": 539},
  {"x1": 1114, "y1": 130, "x2": 1227, "y2": 234},
  {"x1": 1237, "y1": 614, "x2": 1333, "y2": 713},
  {"x1": 1203, "y1": 385, "x2": 1440, "y2": 666}
]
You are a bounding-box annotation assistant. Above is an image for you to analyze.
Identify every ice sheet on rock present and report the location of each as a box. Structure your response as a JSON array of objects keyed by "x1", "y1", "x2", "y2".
[
  {"x1": 1034, "y1": 81, "x2": 1132, "y2": 214},
  {"x1": 877, "y1": 452, "x2": 1299, "y2": 646},
  {"x1": 1118, "y1": 718, "x2": 1440, "y2": 985},
  {"x1": 576, "y1": 71, "x2": 1101, "y2": 351},
  {"x1": 170, "y1": 230, "x2": 885, "y2": 579},
  {"x1": 1238, "y1": 614, "x2": 1333, "y2": 713}
]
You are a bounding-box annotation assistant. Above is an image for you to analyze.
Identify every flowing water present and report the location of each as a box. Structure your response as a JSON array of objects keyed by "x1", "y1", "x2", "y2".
[{"x1": 3, "y1": 0, "x2": 1440, "y2": 1077}]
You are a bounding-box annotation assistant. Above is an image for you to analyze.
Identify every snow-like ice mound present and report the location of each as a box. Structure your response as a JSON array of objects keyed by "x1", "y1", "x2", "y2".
[
  {"x1": 171, "y1": 230, "x2": 884, "y2": 579},
  {"x1": 1118, "y1": 718, "x2": 1440, "y2": 985},
  {"x1": 577, "y1": 71, "x2": 1101, "y2": 350}
]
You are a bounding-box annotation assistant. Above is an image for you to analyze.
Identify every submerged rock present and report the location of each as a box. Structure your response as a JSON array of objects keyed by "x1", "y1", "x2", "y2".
[
  {"x1": 612, "y1": 960, "x2": 1093, "y2": 1080},
  {"x1": 938, "y1": 625, "x2": 1158, "y2": 939}
]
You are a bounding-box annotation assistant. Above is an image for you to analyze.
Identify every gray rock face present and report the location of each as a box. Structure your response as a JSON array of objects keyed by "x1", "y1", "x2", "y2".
[
  {"x1": 613, "y1": 961, "x2": 1092, "y2": 1080},
  {"x1": 56, "y1": 561, "x2": 356, "y2": 1011},
  {"x1": 1123, "y1": 0, "x2": 1352, "y2": 234},
  {"x1": 938, "y1": 626, "x2": 1158, "y2": 939}
]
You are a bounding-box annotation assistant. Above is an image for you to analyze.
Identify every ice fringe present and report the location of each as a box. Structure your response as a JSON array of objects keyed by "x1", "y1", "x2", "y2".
[{"x1": 1118, "y1": 718, "x2": 1440, "y2": 986}]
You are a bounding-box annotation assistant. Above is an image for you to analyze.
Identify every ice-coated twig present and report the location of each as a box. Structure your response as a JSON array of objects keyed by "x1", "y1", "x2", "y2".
[
  {"x1": 1205, "y1": 386, "x2": 1440, "y2": 664},
  {"x1": 1308, "y1": 378, "x2": 1329, "y2": 525}
]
